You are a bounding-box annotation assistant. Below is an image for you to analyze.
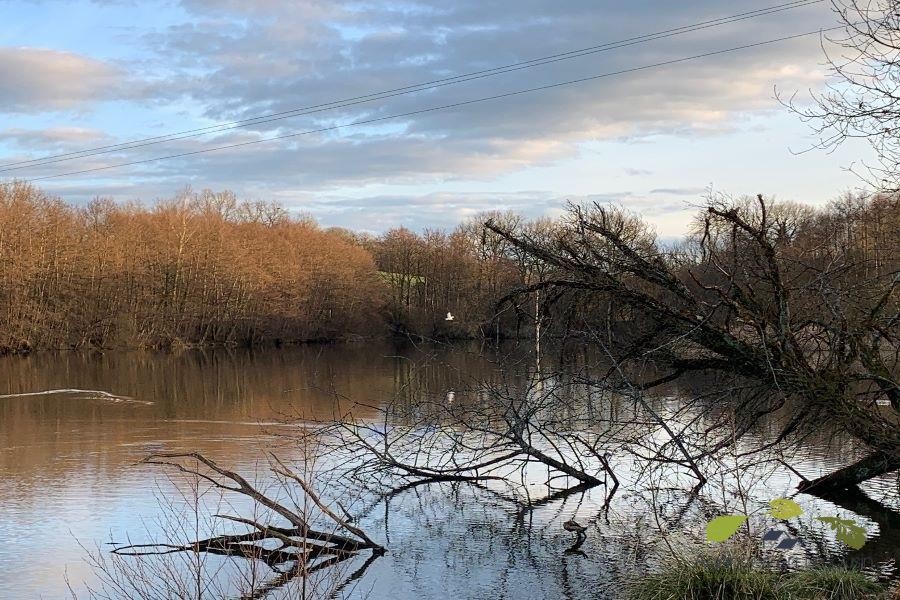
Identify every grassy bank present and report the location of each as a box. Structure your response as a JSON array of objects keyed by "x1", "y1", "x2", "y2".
[{"x1": 629, "y1": 551, "x2": 887, "y2": 600}]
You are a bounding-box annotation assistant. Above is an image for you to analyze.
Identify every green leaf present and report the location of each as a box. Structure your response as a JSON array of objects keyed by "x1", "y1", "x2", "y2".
[
  {"x1": 817, "y1": 516, "x2": 848, "y2": 526},
  {"x1": 817, "y1": 516, "x2": 868, "y2": 550},
  {"x1": 769, "y1": 498, "x2": 803, "y2": 520},
  {"x1": 837, "y1": 525, "x2": 867, "y2": 550},
  {"x1": 706, "y1": 515, "x2": 748, "y2": 542}
]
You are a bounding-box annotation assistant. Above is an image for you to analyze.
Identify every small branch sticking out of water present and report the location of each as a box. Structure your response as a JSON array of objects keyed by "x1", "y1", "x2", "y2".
[
  {"x1": 0, "y1": 388, "x2": 151, "y2": 404},
  {"x1": 112, "y1": 451, "x2": 384, "y2": 595}
]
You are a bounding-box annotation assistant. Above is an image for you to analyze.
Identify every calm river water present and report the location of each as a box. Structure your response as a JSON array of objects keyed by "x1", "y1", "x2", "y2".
[{"x1": 1, "y1": 343, "x2": 897, "y2": 599}]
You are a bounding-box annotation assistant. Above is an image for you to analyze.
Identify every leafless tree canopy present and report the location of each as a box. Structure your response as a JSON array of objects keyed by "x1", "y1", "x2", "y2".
[
  {"x1": 487, "y1": 193, "x2": 899, "y2": 494},
  {"x1": 0, "y1": 183, "x2": 585, "y2": 352},
  {"x1": 787, "y1": 0, "x2": 900, "y2": 191}
]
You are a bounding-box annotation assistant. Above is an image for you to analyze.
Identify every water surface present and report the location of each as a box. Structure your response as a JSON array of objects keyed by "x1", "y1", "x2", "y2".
[{"x1": 1, "y1": 344, "x2": 897, "y2": 598}]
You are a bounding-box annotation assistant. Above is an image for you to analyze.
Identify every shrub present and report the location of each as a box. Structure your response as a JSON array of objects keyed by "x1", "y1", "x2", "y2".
[
  {"x1": 780, "y1": 567, "x2": 882, "y2": 599},
  {"x1": 629, "y1": 551, "x2": 884, "y2": 600}
]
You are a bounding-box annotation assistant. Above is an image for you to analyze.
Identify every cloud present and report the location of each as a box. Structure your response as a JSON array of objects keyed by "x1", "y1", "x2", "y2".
[
  {"x1": 310, "y1": 190, "x2": 563, "y2": 229},
  {"x1": 1, "y1": 0, "x2": 839, "y2": 213},
  {"x1": 649, "y1": 187, "x2": 707, "y2": 196},
  {"x1": 261, "y1": 189, "x2": 692, "y2": 234},
  {"x1": 0, "y1": 127, "x2": 114, "y2": 149},
  {"x1": 0, "y1": 47, "x2": 126, "y2": 113},
  {"x1": 138, "y1": 0, "x2": 824, "y2": 186}
]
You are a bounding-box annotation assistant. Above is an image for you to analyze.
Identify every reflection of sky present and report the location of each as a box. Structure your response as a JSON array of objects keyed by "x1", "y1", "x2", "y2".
[
  {"x1": 0, "y1": 345, "x2": 897, "y2": 598},
  {"x1": 0, "y1": 0, "x2": 874, "y2": 237}
]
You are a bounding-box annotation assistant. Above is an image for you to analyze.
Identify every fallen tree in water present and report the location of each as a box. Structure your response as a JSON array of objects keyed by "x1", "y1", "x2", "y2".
[
  {"x1": 95, "y1": 343, "x2": 900, "y2": 597},
  {"x1": 486, "y1": 193, "x2": 899, "y2": 495},
  {"x1": 309, "y1": 370, "x2": 622, "y2": 502},
  {"x1": 104, "y1": 452, "x2": 384, "y2": 598},
  {"x1": 99, "y1": 398, "x2": 624, "y2": 599}
]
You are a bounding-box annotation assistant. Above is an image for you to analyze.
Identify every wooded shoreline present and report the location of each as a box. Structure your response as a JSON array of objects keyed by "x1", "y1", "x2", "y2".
[{"x1": 2, "y1": 182, "x2": 896, "y2": 358}]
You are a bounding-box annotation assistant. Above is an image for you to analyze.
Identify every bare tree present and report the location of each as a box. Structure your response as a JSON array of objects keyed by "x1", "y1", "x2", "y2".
[
  {"x1": 786, "y1": 0, "x2": 900, "y2": 191},
  {"x1": 486, "y1": 194, "x2": 899, "y2": 495},
  {"x1": 0, "y1": 182, "x2": 383, "y2": 352}
]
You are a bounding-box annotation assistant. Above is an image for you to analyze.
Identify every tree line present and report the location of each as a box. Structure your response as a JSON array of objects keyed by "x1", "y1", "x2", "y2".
[
  {"x1": 0, "y1": 183, "x2": 383, "y2": 351},
  {"x1": 0, "y1": 182, "x2": 549, "y2": 352},
  {"x1": 1, "y1": 180, "x2": 895, "y2": 358}
]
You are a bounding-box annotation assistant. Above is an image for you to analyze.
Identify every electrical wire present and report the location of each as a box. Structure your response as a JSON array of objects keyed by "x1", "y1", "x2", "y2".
[
  {"x1": 21, "y1": 24, "x2": 841, "y2": 183},
  {"x1": 0, "y1": 0, "x2": 825, "y2": 174}
]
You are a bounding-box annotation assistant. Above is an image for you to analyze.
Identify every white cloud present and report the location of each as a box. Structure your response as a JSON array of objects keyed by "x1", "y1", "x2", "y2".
[
  {"x1": 271, "y1": 189, "x2": 696, "y2": 235},
  {"x1": 0, "y1": 47, "x2": 125, "y2": 112},
  {"x1": 0, "y1": 0, "x2": 850, "y2": 230},
  {"x1": 1, "y1": 126, "x2": 114, "y2": 149},
  {"x1": 129, "y1": 0, "x2": 828, "y2": 187}
]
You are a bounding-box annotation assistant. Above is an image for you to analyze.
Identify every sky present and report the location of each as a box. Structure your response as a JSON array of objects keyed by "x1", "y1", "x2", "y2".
[{"x1": 0, "y1": 0, "x2": 872, "y2": 237}]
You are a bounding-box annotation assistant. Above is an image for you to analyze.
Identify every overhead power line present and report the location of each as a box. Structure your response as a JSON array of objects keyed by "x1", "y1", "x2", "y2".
[
  {"x1": 1, "y1": 0, "x2": 825, "y2": 174},
  {"x1": 22, "y1": 24, "x2": 842, "y2": 183}
]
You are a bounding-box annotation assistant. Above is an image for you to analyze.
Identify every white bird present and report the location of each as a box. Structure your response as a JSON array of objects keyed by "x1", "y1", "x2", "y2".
[{"x1": 445, "y1": 312, "x2": 454, "y2": 321}]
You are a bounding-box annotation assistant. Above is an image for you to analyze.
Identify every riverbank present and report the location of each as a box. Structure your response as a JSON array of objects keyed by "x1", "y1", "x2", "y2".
[
  {"x1": 0, "y1": 328, "x2": 541, "y2": 356},
  {"x1": 630, "y1": 550, "x2": 890, "y2": 599}
]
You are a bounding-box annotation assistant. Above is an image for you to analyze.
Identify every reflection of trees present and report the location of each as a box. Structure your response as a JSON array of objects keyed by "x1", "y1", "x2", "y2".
[
  {"x1": 823, "y1": 486, "x2": 900, "y2": 567},
  {"x1": 103, "y1": 405, "x2": 900, "y2": 597},
  {"x1": 64, "y1": 339, "x2": 900, "y2": 595},
  {"x1": 317, "y1": 368, "x2": 624, "y2": 501},
  {"x1": 356, "y1": 481, "x2": 638, "y2": 600}
]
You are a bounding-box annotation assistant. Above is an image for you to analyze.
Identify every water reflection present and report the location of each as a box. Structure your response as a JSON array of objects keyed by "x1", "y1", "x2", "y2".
[{"x1": 0, "y1": 343, "x2": 897, "y2": 599}]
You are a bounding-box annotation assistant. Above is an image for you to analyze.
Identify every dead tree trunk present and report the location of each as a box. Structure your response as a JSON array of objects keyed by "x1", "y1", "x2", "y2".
[
  {"x1": 799, "y1": 451, "x2": 900, "y2": 494},
  {"x1": 112, "y1": 452, "x2": 385, "y2": 597}
]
